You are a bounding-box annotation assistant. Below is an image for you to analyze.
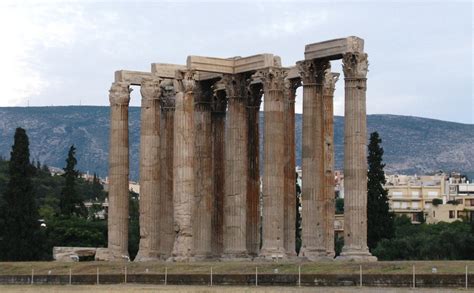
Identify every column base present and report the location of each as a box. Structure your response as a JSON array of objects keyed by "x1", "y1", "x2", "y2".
[
  {"x1": 335, "y1": 248, "x2": 377, "y2": 262},
  {"x1": 258, "y1": 248, "x2": 289, "y2": 261},
  {"x1": 134, "y1": 250, "x2": 161, "y2": 262},
  {"x1": 221, "y1": 250, "x2": 252, "y2": 261},
  {"x1": 193, "y1": 252, "x2": 217, "y2": 261},
  {"x1": 95, "y1": 248, "x2": 130, "y2": 261},
  {"x1": 299, "y1": 247, "x2": 333, "y2": 261}
]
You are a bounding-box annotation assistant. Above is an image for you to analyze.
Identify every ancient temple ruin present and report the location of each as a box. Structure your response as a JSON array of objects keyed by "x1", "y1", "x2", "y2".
[{"x1": 104, "y1": 36, "x2": 376, "y2": 262}]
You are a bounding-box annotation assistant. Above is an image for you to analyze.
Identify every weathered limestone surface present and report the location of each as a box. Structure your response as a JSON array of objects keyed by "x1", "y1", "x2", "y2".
[
  {"x1": 322, "y1": 71, "x2": 339, "y2": 258},
  {"x1": 115, "y1": 70, "x2": 152, "y2": 86},
  {"x1": 284, "y1": 78, "x2": 300, "y2": 256},
  {"x1": 211, "y1": 89, "x2": 227, "y2": 257},
  {"x1": 247, "y1": 83, "x2": 262, "y2": 256},
  {"x1": 259, "y1": 68, "x2": 287, "y2": 259},
  {"x1": 337, "y1": 53, "x2": 376, "y2": 261},
  {"x1": 53, "y1": 247, "x2": 97, "y2": 262},
  {"x1": 305, "y1": 36, "x2": 364, "y2": 61},
  {"x1": 159, "y1": 79, "x2": 176, "y2": 259},
  {"x1": 171, "y1": 71, "x2": 196, "y2": 261},
  {"x1": 107, "y1": 82, "x2": 131, "y2": 261},
  {"x1": 222, "y1": 74, "x2": 249, "y2": 259},
  {"x1": 187, "y1": 54, "x2": 279, "y2": 74},
  {"x1": 297, "y1": 60, "x2": 330, "y2": 260},
  {"x1": 193, "y1": 81, "x2": 214, "y2": 259},
  {"x1": 135, "y1": 78, "x2": 162, "y2": 261}
]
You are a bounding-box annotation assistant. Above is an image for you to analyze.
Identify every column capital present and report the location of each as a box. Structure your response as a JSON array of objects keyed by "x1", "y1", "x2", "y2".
[
  {"x1": 296, "y1": 59, "x2": 330, "y2": 85},
  {"x1": 140, "y1": 78, "x2": 162, "y2": 106},
  {"x1": 284, "y1": 78, "x2": 301, "y2": 103},
  {"x1": 174, "y1": 70, "x2": 197, "y2": 94},
  {"x1": 160, "y1": 79, "x2": 176, "y2": 111},
  {"x1": 254, "y1": 67, "x2": 287, "y2": 91},
  {"x1": 247, "y1": 83, "x2": 263, "y2": 109},
  {"x1": 342, "y1": 52, "x2": 368, "y2": 79},
  {"x1": 221, "y1": 74, "x2": 248, "y2": 101},
  {"x1": 194, "y1": 81, "x2": 213, "y2": 111},
  {"x1": 323, "y1": 71, "x2": 340, "y2": 96},
  {"x1": 109, "y1": 82, "x2": 131, "y2": 106}
]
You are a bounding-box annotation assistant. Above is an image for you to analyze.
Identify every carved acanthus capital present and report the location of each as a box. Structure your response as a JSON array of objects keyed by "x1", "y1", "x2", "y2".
[
  {"x1": 254, "y1": 67, "x2": 287, "y2": 91},
  {"x1": 160, "y1": 79, "x2": 176, "y2": 110},
  {"x1": 296, "y1": 59, "x2": 330, "y2": 85},
  {"x1": 174, "y1": 70, "x2": 197, "y2": 94},
  {"x1": 342, "y1": 52, "x2": 368, "y2": 79},
  {"x1": 323, "y1": 71, "x2": 340, "y2": 96},
  {"x1": 284, "y1": 78, "x2": 302, "y2": 102},
  {"x1": 248, "y1": 83, "x2": 263, "y2": 108},
  {"x1": 140, "y1": 78, "x2": 162, "y2": 103},
  {"x1": 221, "y1": 74, "x2": 247, "y2": 100},
  {"x1": 109, "y1": 82, "x2": 131, "y2": 106}
]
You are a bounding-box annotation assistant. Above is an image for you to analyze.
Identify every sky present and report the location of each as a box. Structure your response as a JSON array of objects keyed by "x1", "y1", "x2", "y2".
[{"x1": 0, "y1": 0, "x2": 472, "y2": 124}]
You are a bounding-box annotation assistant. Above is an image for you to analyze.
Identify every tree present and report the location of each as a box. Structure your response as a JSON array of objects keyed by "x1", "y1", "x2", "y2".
[
  {"x1": 0, "y1": 128, "x2": 44, "y2": 260},
  {"x1": 367, "y1": 132, "x2": 394, "y2": 251},
  {"x1": 59, "y1": 145, "x2": 86, "y2": 217}
]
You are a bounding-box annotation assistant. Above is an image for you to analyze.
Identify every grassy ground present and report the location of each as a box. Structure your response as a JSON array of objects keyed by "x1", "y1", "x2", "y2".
[
  {"x1": 0, "y1": 285, "x2": 469, "y2": 293},
  {"x1": 0, "y1": 260, "x2": 473, "y2": 275}
]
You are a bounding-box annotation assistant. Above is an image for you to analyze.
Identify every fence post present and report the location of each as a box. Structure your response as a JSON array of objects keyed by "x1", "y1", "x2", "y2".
[
  {"x1": 96, "y1": 267, "x2": 99, "y2": 285},
  {"x1": 124, "y1": 266, "x2": 127, "y2": 284},
  {"x1": 164, "y1": 267, "x2": 167, "y2": 286},
  {"x1": 69, "y1": 268, "x2": 72, "y2": 285},
  {"x1": 298, "y1": 265, "x2": 301, "y2": 287},
  {"x1": 466, "y1": 265, "x2": 469, "y2": 289},
  {"x1": 412, "y1": 264, "x2": 415, "y2": 289},
  {"x1": 359, "y1": 265, "x2": 362, "y2": 287},
  {"x1": 255, "y1": 267, "x2": 258, "y2": 287},
  {"x1": 210, "y1": 266, "x2": 213, "y2": 286},
  {"x1": 31, "y1": 268, "x2": 34, "y2": 285}
]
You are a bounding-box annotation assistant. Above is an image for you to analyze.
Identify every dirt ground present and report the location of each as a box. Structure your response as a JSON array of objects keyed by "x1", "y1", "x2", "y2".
[{"x1": 0, "y1": 285, "x2": 472, "y2": 293}]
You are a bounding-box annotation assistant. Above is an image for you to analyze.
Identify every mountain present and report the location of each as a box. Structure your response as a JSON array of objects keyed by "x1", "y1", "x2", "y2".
[{"x1": 0, "y1": 106, "x2": 472, "y2": 180}]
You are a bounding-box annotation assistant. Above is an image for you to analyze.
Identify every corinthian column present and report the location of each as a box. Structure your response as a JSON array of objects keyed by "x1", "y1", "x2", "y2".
[
  {"x1": 159, "y1": 79, "x2": 176, "y2": 259},
  {"x1": 108, "y1": 82, "x2": 131, "y2": 260},
  {"x1": 297, "y1": 59, "x2": 330, "y2": 260},
  {"x1": 322, "y1": 71, "x2": 339, "y2": 258},
  {"x1": 247, "y1": 83, "x2": 262, "y2": 256},
  {"x1": 193, "y1": 82, "x2": 213, "y2": 259},
  {"x1": 211, "y1": 89, "x2": 227, "y2": 257},
  {"x1": 222, "y1": 74, "x2": 249, "y2": 259},
  {"x1": 337, "y1": 53, "x2": 376, "y2": 261},
  {"x1": 284, "y1": 78, "x2": 300, "y2": 256},
  {"x1": 258, "y1": 68, "x2": 288, "y2": 259},
  {"x1": 135, "y1": 78, "x2": 162, "y2": 262},
  {"x1": 171, "y1": 71, "x2": 196, "y2": 261}
]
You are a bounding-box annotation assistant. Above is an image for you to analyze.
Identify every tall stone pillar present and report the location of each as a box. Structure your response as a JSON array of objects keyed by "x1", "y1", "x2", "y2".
[
  {"x1": 193, "y1": 82, "x2": 213, "y2": 259},
  {"x1": 136, "y1": 78, "x2": 162, "y2": 261},
  {"x1": 322, "y1": 71, "x2": 339, "y2": 258},
  {"x1": 222, "y1": 74, "x2": 249, "y2": 259},
  {"x1": 171, "y1": 71, "x2": 196, "y2": 261},
  {"x1": 337, "y1": 53, "x2": 376, "y2": 261},
  {"x1": 211, "y1": 89, "x2": 227, "y2": 257},
  {"x1": 159, "y1": 79, "x2": 176, "y2": 259},
  {"x1": 107, "y1": 82, "x2": 131, "y2": 260},
  {"x1": 259, "y1": 68, "x2": 288, "y2": 259},
  {"x1": 247, "y1": 83, "x2": 262, "y2": 256},
  {"x1": 297, "y1": 59, "x2": 330, "y2": 260},
  {"x1": 283, "y1": 78, "x2": 300, "y2": 256}
]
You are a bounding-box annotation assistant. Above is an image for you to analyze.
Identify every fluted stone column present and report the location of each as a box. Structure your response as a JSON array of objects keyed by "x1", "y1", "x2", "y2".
[
  {"x1": 247, "y1": 83, "x2": 262, "y2": 256},
  {"x1": 322, "y1": 71, "x2": 339, "y2": 258},
  {"x1": 136, "y1": 78, "x2": 162, "y2": 261},
  {"x1": 107, "y1": 82, "x2": 131, "y2": 260},
  {"x1": 222, "y1": 74, "x2": 249, "y2": 259},
  {"x1": 259, "y1": 68, "x2": 288, "y2": 259},
  {"x1": 171, "y1": 71, "x2": 196, "y2": 261},
  {"x1": 297, "y1": 59, "x2": 331, "y2": 260},
  {"x1": 211, "y1": 89, "x2": 227, "y2": 257},
  {"x1": 337, "y1": 52, "x2": 376, "y2": 261},
  {"x1": 159, "y1": 79, "x2": 176, "y2": 259},
  {"x1": 284, "y1": 78, "x2": 300, "y2": 256},
  {"x1": 193, "y1": 82, "x2": 213, "y2": 259}
]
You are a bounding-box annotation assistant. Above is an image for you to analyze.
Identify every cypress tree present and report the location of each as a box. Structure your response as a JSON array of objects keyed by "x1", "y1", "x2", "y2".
[
  {"x1": 59, "y1": 145, "x2": 86, "y2": 217},
  {"x1": 367, "y1": 131, "x2": 394, "y2": 251},
  {"x1": 0, "y1": 128, "x2": 42, "y2": 260}
]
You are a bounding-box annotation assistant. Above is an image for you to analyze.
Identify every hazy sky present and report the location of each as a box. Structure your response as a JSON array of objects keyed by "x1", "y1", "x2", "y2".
[{"x1": 0, "y1": 0, "x2": 472, "y2": 123}]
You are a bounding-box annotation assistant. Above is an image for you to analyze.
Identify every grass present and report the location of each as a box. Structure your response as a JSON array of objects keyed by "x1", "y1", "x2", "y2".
[{"x1": 0, "y1": 260, "x2": 473, "y2": 276}]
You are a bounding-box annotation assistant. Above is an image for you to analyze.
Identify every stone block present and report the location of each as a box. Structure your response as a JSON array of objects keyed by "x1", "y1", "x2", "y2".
[
  {"x1": 151, "y1": 63, "x2": 222, "y2": 80},
  {"x1": 53, "y1": 247, "x2": 97, "y2": 262},
  {"x1": 304, "y1": 36, "x2": 364, "y2": 60},
  {"x1": 114, "y1": 70, "x2": 152, "y2": 85}
]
